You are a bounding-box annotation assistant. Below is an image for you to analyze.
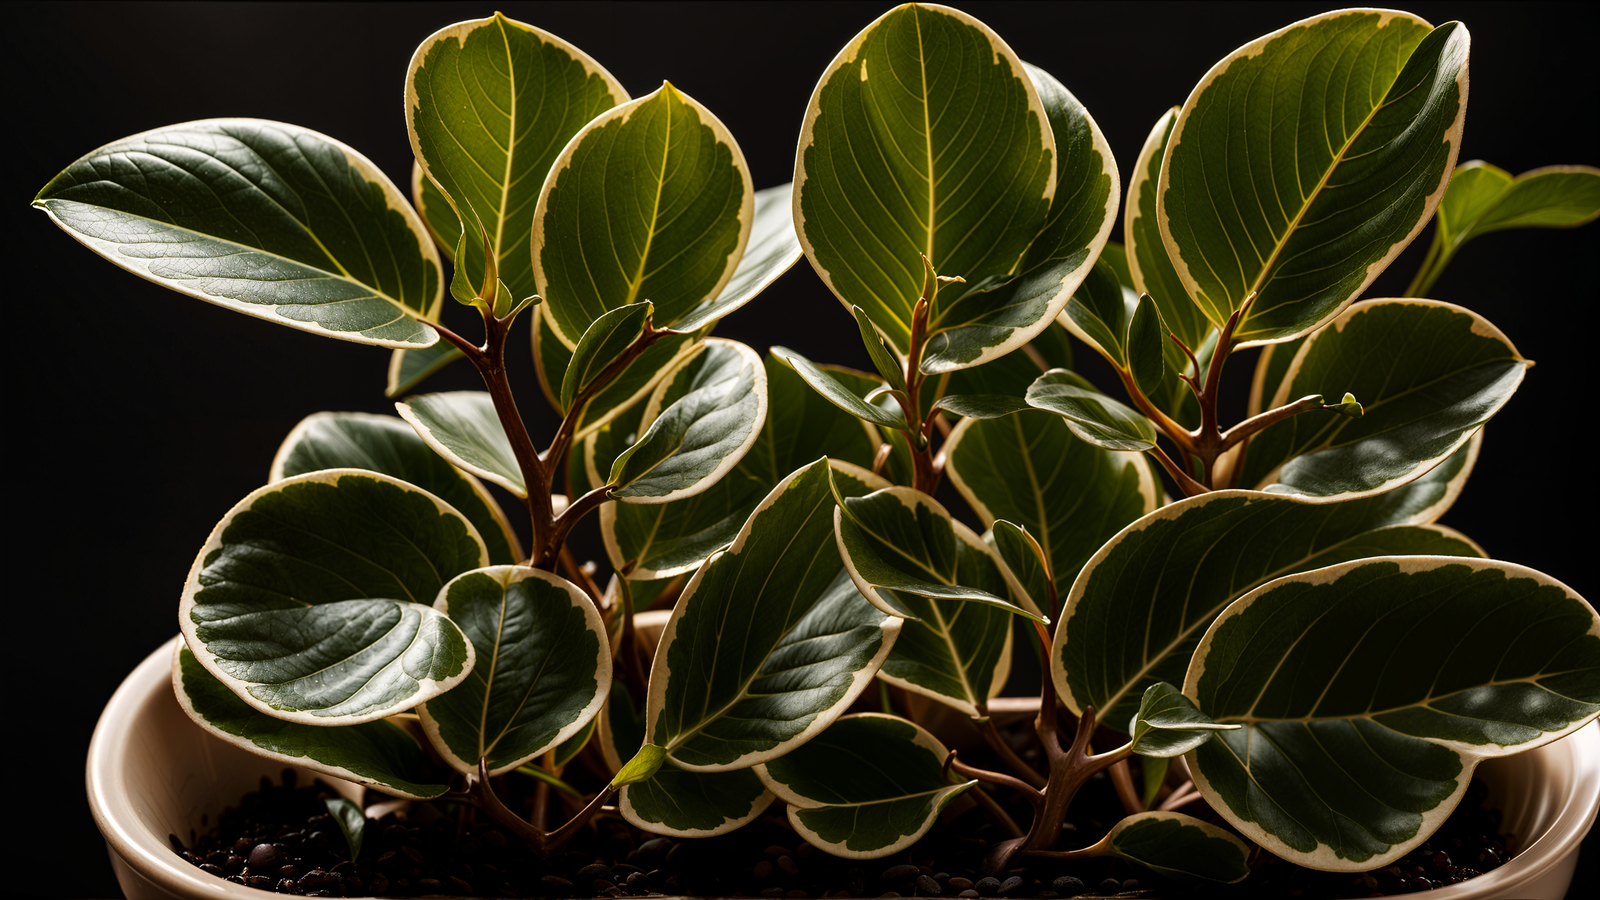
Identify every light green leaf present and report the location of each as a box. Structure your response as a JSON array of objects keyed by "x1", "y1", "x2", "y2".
[
  {"x1": 1125, "y1": 106, "x2": 1209, "y2": 355},
  {"x1": 174, "y1": 645, "x2": 450, "y2": 800},
  {"x1": 930, "y1": 394, "x2": 1032, "y2": 420},
  {"x1": 418, "y1": 567, "x2": 609, "y2": 776},
  {"x1": 535, "y1": 83, "x2": 753, "y2": 348},
  {"x1": 1094, "y1": 812, "x2": 1251, "y2": 884},
  {"x1": 1236, "y1": 300, "x2": 1527, "y2": 499},
  {"x1": 1126, "y1": 683, "x2": 1236, "y2": 758},
  {"x1": 396, "y1": 391, "x2": 524, "y2": 497},
  {"x1": 795, "y1": 3, "x2": 1054, "y2": 353},
  {"x1": 1054, "y1": 444, "x2": 1483, "y2": 726},
  {"x1": 610, "y1": 339, "x2": 767, "y2": 503},
  {"x1": 611, "y1": 744, "x2": 667, "y2": 789},
  {"x1": 775, "y1": 346, "x2": 909, "y2": 432},
  {"x1": 620, "y1": 759, "x2": 774, "y2": 838},
  {"x1": 944, "y1": 408, "x2": 1158, "y2": 598},
  {"x1": 1186, "y1": 558, "x2": 1600, "y2": 870},
  {"x1": 180, "y1": 470, "x2": 484, "y2": 724},
  {"x1": 1160, "y1": 11, "x2": 1469, "y2": 345},
  {"x1": 1140, "y1": 757, "x2": 1170, "y2": 811},
  {"x1": 406, "y1": 13, "x2": 626, "y2": 303},
  {"x1": 672, "y1": 182, "x2": 805, "y2": 332},
  {"x1": 645, "y1": 460, "x2": 901, "y2": 770},
  {"x1": 602, "y1": 352, "x2": 878, "y2": 579},
  {"x1": 1025, "y1": 370, "x2": 1157, "y2": 452},
  {"x1": 919, "y1": 61, "x2": 1117, "y2": 373},
  {"x1": 271, "y1": 411, "x2": 521, "y2": 566},
  {"x1": 324, "y1": 797, "x2": 365, "y2": 862},
  {"x1": 562, "y1": 302, "x2": 653, "y2": 409},
  {"x1": 386, "y1": 342, "x2": 466, "y2": 398},
  {"x1": 34, "y1": 119, "x2": 443, "y2": 347},
  {"x1": 757, "y1": 714, "x2": 974, "y2": 859}
]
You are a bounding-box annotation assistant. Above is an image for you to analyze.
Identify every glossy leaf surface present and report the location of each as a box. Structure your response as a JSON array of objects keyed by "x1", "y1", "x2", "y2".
[
  {"x1": 672, "y1": 182, "x2": 805, "y2": 332},
  {"x1": 1160, "y1": 11, "x2": 1469, "y2": 344},
  {"x1": 1026, "y1": 370, "x2": 1157, "y2": 452},
  {"x1": 620, "y1": 759, "x2": 774, "y2": 837},
  {"x1": 180, "y1": 470, "x2": 484, "y2": 723},
  {"x1": 1186, "y1": 558, "x2": 1600, "y2": 870},
  {"x1": 1124, "y1": 106, "x2": 1207, "y2": 354},
  {"x1": 387, "y1": 342, "x2": 466, "y2": 398},
  {"x1": 34, "y1": 120, "x2": 443, "y2": 347},
  {"x1": 397, "y1": 391, "x2": 524, "y2": 497},
  {"x1": 1096, "y1": 812, "x2": 1251, "y2": 884},
  {"x1": 776, "y1": 346, "x2": 909, "y2": 432},
  {"x1": 174, "y1": 645, "x2": 450, "y2": 800},
  {"x1": 419, "y1": 567, "x2": 609, "y2": 776},
  {"x1": 1126, "y1": 682, "x2": 1236, "y2": 758},
  {"x1": 757, "y1": 714, "x2": 974, "y2": 859},
  {"x1": 795, "y1": 3, "x2": 1054, "y2": 352}
]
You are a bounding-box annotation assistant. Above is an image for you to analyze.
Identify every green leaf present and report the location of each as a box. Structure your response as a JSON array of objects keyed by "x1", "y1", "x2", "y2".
[
  {"x1": 180, "y1": 470, "x2": 484, "y2": 723},
  {"x1": 396, "y1": 391, "x2": 524, "y2": 497},
  {"x1": 875, "y1": 578, "x2": 1016, "y2": 718},
  {"x1": 1126, "y1": 294, "x2": 1168, "y2": 403},
  {"x1": 855, "y1": 307, "x2": 909, "y2": 399},
  {"x1": 1058, "y1": 258, "x2": 1133, "y2": 370},
  {"x1": 795, "y1": 4, "x2": 1054, "y2": 353},
  {"x1": 929, "y1": 394, "x2": 1032, "y2": 420},
  {"x1": 775, "y1": 346, "x2": 909, "y2": 432},
  {"x1": 620, "y1": 759, "x2": 774, "y2": 838},
  {"x1": 672, "y1": 182, "x2": 805, "y2": 333},
  {"x1": 418, "y1": 567, "x2": 609, "y2": 776},
  {"x1": 386, "y1": 342, "x2": 466, "y2": 398},
  {"x1": 611, "y1": 743, "x2": 667, "y2": 789},
  {"x1": 833, "y1": 481, "x2": 1041, "y2": 622},
  {"x1": 1124, "y1": 106, "x2": 1209, "y2": 356},
  {"x1": 757, "y1": 714, "x2": 975, "y2": 859},
  {"x1": 536, "y1": 83, "x2": 753, "y2": 348},
  {"x1": 572, "y1": 330, "x2": 705, "y2": 442},
  {"x1": 174, "y1": 645, "x2": 450, "y2": 800},
  {"x1": 1025, "y1": 370, "x2": 1158, "y2": 452},
  {"x1": 645, "y1": 460, "x2": 901, "y2": 770},
  {"x1": 324, "y1": 797, "x2": 365, "y2": 862},
  {"x1": 34, "y1": 119, "x2": 443, "y2": 347},
  {"x1": 1186, "y1": 558, "x2": 1600, "y2": 870},
  {"x1": 1054, "y1": 445, "x2": 1484, "y2": 726},
  {"x1": 602, "y1": 352, "x2": 878, "y2": 579},
  {"x1": 1140, "y1": 757, "x2": 1170, "y2": 811},
  {"x1": 610, "y1": 340, "x2": 767, "y2": 503},
  {"x1": 562, "y1": 302, "x2": 653, "y2": 409},
  {"x1": 944, "y1": 408, "x2": 1158, "y2": 597},
  {"x1": 1159, "y1": 11, "x2": 1469, "y2": 345},
  {"x1": 919, "y1": 62, "x2": 1117, "y2": 373},
  {"x1": 1095, "y1": 812, "x2": 1251, "y2": 884},
  {"x1": 988, "y1": 521, "x2": 1053, "y2": 619},
  {"x1": 271, "y1": 411, "x2": 521, "y2": 565},
  {"x1": 1235, "y1": 300, "x2": 1527, "y2": 499},
  {"x1": 406, "y1": 13, "x2": 626, "y2": 303},
  {"x1": 1126, "y1": 683, "x2": 1236, "y2": 758}
]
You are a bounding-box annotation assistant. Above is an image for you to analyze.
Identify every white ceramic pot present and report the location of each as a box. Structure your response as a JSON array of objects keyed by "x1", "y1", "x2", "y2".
[{"x1": 89, "y1": 638, "x2": 1599, "y2": 899}]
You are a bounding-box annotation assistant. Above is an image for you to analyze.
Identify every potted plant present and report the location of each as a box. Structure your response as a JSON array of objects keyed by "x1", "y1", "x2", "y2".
[{"x1": 26, "y1": 2, "x2": 1599, "y2": 898}]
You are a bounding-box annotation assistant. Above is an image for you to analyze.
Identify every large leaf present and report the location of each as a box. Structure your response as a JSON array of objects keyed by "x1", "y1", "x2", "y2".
[
  {"x1": 673, "y1": 182, "x2": 806, "y2": 332},
  {"x1": 756, "y1": 714, "x2": 974, "y2": 859},
  {"x1": 406, "y1": 13, "x2": 626, "y2": 302},
  {"x1": 419, "y1": 567, "x2": 609, "y2": 776},
  {"x1": 610, "y1": 339, "x2": 767, "y2": 503},
  {"x1": 174, "y1": 645, "x2": 450, "y2": 800},
  {"x1": 396, "y1": 391, "x2": 524, "y2": 497},
  {"x1": 1054, "y1": 446, "x2": 1484, "y2": 727},
  {"x1": 601, "y1": 352, "x2": 878, "y2": 579},
  {"x1": 643, "y1": 460, "x2": 900, "y2": 770},
  {"x1": 271, "y1": 411, "x2": 520, "y2": 565},
  {"x1": 1159, "y1": 11, "x2": 1469, "y2": 345},
  {"x1": 535, "y1": 83, "x2": 753, "y2": 348},
  {"x1": 795, "y1": 3, "x2": 1054, "y2": 352},
  {"x1": 620, "y1": 760, "x2": 774, "y2": 838},
  {"x1": 919, "y1": 61, "x2": 1117, "y2": 373},
  {"x1": 944, "y1": 409, "x2": 1158, "y2": 594},
  {"x1": 1124, "y1": 106, "x2": 1208, "y2": 355},
  {"x1": 1186, "y1": 557, "x2": 1600, "y2": 870},
  {"x1": 179, "y1": 470, "x2": 485, "y2": 724},
  {"x1": 34, "y1": 119, "x2": 443, "y2": 347},
  {"x1": 1235, "y1": 300, "x2": 1527, "y2": 499}
]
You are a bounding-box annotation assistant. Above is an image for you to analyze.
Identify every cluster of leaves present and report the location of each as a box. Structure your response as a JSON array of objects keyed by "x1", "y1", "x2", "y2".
[{"x1": 33, "y1": 2, "x2": 1600, "y2": 888}]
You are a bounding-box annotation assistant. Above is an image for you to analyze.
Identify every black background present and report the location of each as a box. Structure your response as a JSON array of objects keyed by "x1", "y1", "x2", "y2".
[{"x1": 12, "y1": 3, "x2": 1597, "y2": 897}]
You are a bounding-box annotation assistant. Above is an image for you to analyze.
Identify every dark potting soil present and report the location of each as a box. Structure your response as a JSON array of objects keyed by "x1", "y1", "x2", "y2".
[{"x1": 172, "y1": 768, "x2": 1511, "y2": 898}]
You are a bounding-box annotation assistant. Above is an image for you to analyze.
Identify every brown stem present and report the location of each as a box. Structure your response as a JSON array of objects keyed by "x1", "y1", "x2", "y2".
[
  {"x1": 945, "y1": 751, "x2": 1045, "y2": 815},
  {"x1": 1189, "y1": 295, "x2": 1252, "y2": 488},
  {"x1": 545, "y1": 785, "x2": 618, "y2": 852},
  {"x1": 544, "y1": 325, "x2": 664, "y2": 477},
  {"x1": 557, "y1": 543, "x2": 605, "y2": 609},
  {"x1": 977, "y1": 716, "x2": 1046, "y2": 789},
  {"x1": 1147, "y1": 444, "x2": 1208, "y2": 498},
  {"x1": 1219, "y1": 394, "x2": 1325, "y2": 452},
  {"x1": 530, "y1": 777, "x2": 551, "y2": 834},
  {"x1": 448, "y1": 759, "x2": 547, "y2": 851},
  {"x1": 1108, "y1": 758, "x2": 1141, "y2": 815},
  {"x1": 546, "y1": 481, "x2": 618, "y2": 558}
]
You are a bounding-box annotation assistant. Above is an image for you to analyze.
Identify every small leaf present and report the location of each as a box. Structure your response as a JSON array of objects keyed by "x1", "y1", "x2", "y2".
[
  {"x1": 562, "y1": 302, "x2": 653, "y2": 409},
  {"x1": 1186, "y1": 558, "x2": 1600, "y2": 870},
  {"x1": 1126, "y1": 294, "x2": 1168, "y2": 403},
  {"x1": 776, "y1": 346, "x2": 909, "y2": 432},
  {"x1": 1025, "y1": 370, "x2": 1157, "y2": 451},
  {"x1": 387, "y1": 342, "x2": 466, "y2": 398},
  {"x1": 1097, "y1": 812, "x2": 1251, "y2": 884},
  {"x1": 397, "y1": 391, "x2": 524, "y2": 497},
  {"x1": 930, "y1": 394, "x2": 1032, "y2": 420},
  {"x1": 988, "y1": 520, "x2": 1052, "y2": 619},
  {"x1": 611, "y1": 744, "x2": 667, "y2": 789},
  {"x1": 1058, "y1": 259, "x2": 1133, "y2": 370},
  {"x1": 324, "y1": 798, "x2": 365, "y2": 862},
  {"x1": 34, "y1": 120, "x2": 443, "y2": 347},
  {"x1": 1126, "y1": 683, "x2": 1236, "y2": 758},
  {"x1": 757, "y1": 714, "x2": 975, "y2": 859},
  {"x1": 855, "y1": 306, "x2": 909, "y2": 398},
  {"x1": 1326, "y1": 392, "x2": 1363, "y2": 418}
]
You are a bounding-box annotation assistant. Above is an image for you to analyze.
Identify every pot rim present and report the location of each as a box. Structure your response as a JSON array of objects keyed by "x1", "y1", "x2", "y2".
[{"x1": 89, "y1": 637, "x2": 1599, "y2": 898}]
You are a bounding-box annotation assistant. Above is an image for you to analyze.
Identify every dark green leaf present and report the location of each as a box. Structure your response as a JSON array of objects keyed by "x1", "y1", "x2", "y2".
[{"x1": 1025, "y1": 370, "x2": 1157, "y2": 451}]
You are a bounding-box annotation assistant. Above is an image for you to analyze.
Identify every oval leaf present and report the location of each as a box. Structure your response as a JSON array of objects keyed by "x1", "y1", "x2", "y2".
[
  {"x1": 1099, "y1": 812, "x2": 1251, "y2": 884},
  {"x1": 672, "y1": 182, "x2": 806, "y2": 333},
  {"x1": 1025, "y1": 370, "x2": 1158, "y2": 452},
  {"x1": 757, "y1": 714, "x2": 975, "y2": 859},
  {"x1": 1126, "y1": 682, "x2": 1237, "y2": 759},
  {"x1": 1124, "y1": 106, "x2": 1209, "y2": 355},
  {"x1": 619, "y1": 759, "x2": 774, "y2": 838},
  {"x1": 1159, "y1": 11, "x2": 1469, "y2": 344},
  {"x1": 397, "y1": 391, "x2": 524, "y2": 497},
  {"x1": 34, "y1": 119, "x2": 444, "y2": 347},
  {"x1": 1185, "y1": 557, "x2": 1600, "y2": 870},
  {"x1": 419, "y1": 566, "x2": 610, "y2": 776},
  {"x1": 795, "y1": 3, "x2": 1054, "y2": 353}
]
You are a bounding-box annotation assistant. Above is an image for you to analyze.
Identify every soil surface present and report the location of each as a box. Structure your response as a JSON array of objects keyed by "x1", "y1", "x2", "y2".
[{"x1": 172, "y1": 766, "x2": 1511, "y2": 898}]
